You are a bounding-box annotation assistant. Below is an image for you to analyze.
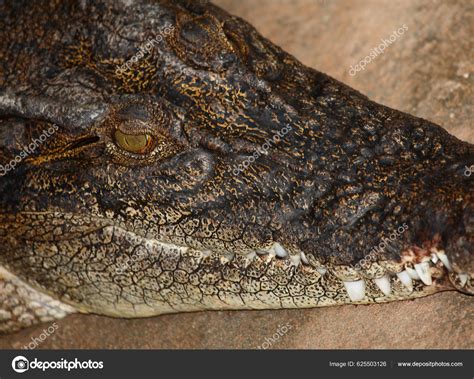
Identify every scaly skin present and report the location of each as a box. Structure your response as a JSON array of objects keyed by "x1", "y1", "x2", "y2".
[{"x1": 0, "y1": 0, "x2": 472, "y2": 333}]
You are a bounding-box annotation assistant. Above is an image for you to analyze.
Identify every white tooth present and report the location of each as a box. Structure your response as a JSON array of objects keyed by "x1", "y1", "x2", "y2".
[
  {"x1": 317, "y1": 267, "x2": 327, "y2": 275},
  {"x1": 290, "y1": 254, "x2": 301, "y2": 266},
  {"x1": 245, "y1": 251, "x2": 256, "y2": 260},
  {"x1": 300, "y1": 251, "x2": 309, "y2": 264},
  {"x1": 458, "y1": 273, "x2": 469, "y2": 287},
  {"x1": 436, "y1": 251, "x2": 452, "y2": 271},
  {"x1": 431, "y1": 253, "x2": 439, "y2": 264},
  {"x1": 343, "y1": 280, "x2": 366, "y2": 302},
  {"x1": 415, "y1": 262, "x2": 432, "y2": 285},
  {"x1": 406, "y1": 267, "x2": 420, "y2": 280},
  {"x1": 397, "y1": 270, "x2": 413, "y2": 291},
  {"x1": 374, "y1": 275, "x2": 391, "y2": 296},
  {"x1": 273, "y1": 242, "x2": 288, "y2": 258},
  {"x1": 223, "y1": 251, "x2": 235, "y2": 261}
]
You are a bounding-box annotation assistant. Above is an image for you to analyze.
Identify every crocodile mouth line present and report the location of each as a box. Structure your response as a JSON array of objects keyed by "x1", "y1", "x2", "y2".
[
  {"x1": 1, "y1": 206, "x2": 471, "y2": 315},
  {"x1": 0, "y1": 212, "x2": 469, "y2": 311},
  {"x1": 0, "y1": 234, "x2": 467, "y2": 322},
  {"x1": 189, "y1": 242, "x2": 466, "y2": 302}
]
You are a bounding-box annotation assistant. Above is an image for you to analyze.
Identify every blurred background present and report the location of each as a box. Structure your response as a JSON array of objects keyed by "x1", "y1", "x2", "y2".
[{"x1": 1, "y1": 0, "x2": 472, "y2": 349}]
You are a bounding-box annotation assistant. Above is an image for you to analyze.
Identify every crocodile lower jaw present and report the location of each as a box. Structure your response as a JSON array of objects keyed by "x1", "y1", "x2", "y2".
[
  {"x1": 1, "y1": 220, "x2": 468, "y2": 319},
  {"x1": 78, "y1": 241, "x2": 455, "y2": 318}
]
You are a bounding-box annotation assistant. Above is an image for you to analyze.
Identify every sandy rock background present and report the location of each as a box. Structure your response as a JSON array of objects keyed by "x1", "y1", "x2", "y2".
[{"x1": 1, "y1": 0, "x2": 472, "y2": 349}]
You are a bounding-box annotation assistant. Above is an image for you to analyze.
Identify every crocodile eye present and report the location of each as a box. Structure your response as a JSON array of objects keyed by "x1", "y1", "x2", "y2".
[{"x1": 114, "y1": 130, "x2": 153, "y2": 154}]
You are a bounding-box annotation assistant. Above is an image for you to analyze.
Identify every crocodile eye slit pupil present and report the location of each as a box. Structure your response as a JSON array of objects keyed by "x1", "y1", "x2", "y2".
[{"x1": 114, "y1": 129, "x2": 153, "y2": 154}]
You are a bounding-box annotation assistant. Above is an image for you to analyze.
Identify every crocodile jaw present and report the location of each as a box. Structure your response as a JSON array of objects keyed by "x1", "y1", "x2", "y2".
[{"x1": 0, "y1": 221, "x2": 464, "y2": 319}]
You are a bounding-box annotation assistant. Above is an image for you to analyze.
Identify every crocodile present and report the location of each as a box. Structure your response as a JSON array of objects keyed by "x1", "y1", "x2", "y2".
[{"x1": 0, "y1": 0, "x2": 472, "y2": 334}]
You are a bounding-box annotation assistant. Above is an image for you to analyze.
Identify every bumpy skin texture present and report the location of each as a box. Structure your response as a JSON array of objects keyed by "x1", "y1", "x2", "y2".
[{"x1": 0, "y1": 0, "x2": 472, "y2": 333}]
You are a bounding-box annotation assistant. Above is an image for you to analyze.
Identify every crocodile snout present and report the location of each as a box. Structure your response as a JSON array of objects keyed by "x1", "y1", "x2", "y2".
[
  {"x1": 446, "y1": 191, "x2": 473, "y2": 294},
  {"x1": 409, "y1": 160, "x2": 474, "y2": 294}
]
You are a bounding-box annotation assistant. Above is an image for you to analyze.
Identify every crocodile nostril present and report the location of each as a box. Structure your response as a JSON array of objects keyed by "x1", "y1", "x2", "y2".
[{"x1": 181, "y1": 19, "x2": 211, "y2": 45}]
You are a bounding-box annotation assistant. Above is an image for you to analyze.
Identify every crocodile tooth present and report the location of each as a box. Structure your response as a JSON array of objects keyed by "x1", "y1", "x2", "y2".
[
  {"x1": 374, "y1": 275, "x2": 391, "y2": 296},
  {"x1": 273, "y1": 242, "x2": 288, "y2": 258},
  {"x1": 414, "y1": 262, "x2": 432, "y2": 285},
  {"x1": 458, "y1": 273, "x2": 469, "y2": 287},
  {"x1": 222, "y1": 251, "x2": 235, "y2": 262},
  {"x1": 397, "y1": 270, "x2": 413, "y2": 291},
  {"x1": 316, "y1": 267, "x2": 327, "y2": 275},
  {"x1": 290, "y1": 254, "x2": 301, "y2": 266},
  {"x1": 421, "y1": 256, "x2": 432, "y2": 263},
  {"x1": 436, "y1": 251, "x2": 452, "y2": 271},
  {"x1": 343, "y1": 280, "x2": 366, "y2": 301},
  {"x1": 431, "y1": 253, "x2": 439, "y2": 264},
  {"x1": 245, "y1": 251, "x2": 257, "y2": 260},
  {"x1": 406, "y1": 267, "x2": 420, "y2": 280},
  {"x1": 300, "y1": 251, "x2": 309, "y2": 264}
]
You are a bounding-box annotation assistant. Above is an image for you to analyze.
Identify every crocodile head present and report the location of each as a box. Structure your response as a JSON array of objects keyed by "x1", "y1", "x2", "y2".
[{"x1": 0, "y1": 0, "x2": 472, "y2": 324}]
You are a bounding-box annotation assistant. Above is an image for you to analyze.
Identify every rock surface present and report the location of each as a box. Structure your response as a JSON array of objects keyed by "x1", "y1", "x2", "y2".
[{"x1": 1, "y1": 0, "x2": 472, "y2": 349}]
